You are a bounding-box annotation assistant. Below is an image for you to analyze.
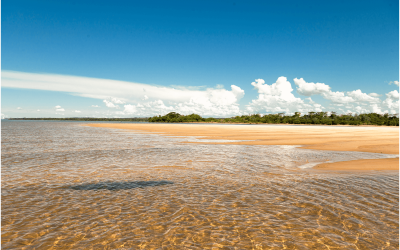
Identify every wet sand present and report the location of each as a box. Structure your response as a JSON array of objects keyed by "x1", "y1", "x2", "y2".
[{"x1": 87, "y1": 123, "x2": 399, "y2": 170}]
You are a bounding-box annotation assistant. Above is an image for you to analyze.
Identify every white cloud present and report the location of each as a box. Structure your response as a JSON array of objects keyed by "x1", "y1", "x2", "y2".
[
  {"x1": 383, "y1": 90, "x2": 400, "y2": 114},
  {"x1": 389, "y1": 81, "x2": 399, "y2": 86},
  {"x1": 385, "y1": 90, "x2": 399, "y2": 100},
  {"x1": 247, "y1": 77, "x2": 322, "y2": 114},
  {"x1": 346, "y1": 89, "x2": 380, "y2": 103},
  {"x1": 91, "y1": 105, "x2": 99, "y2": 108},
  {"x1": 103, "y1": 100, "x2": 119, "y2": 108},
  {"x1": 383, "y1": 99, "x2": 398, "y2": 113},
  {"x1": 37, "y1": 110, "x2": 40, "y2": 111},
  {"x1": 294, "y1": 78, "x2": 331, "y2": 96},
  {"x1": 370, "y1": 104, "x2": 384, "y2": 114},
  {"x1": 122, "y1": 104, "x2": 137, "y2": 114},
  {"x1": 54, "y1": 105, "x2": 65, "y2": 112},
  {"x1": 106, "y1": 84, "x2": 245, "y2": 117},
  {"x1": 293, "y1": 78, "x2": 356, "y2": 104},
  {"x1": 75, "y1": 110, "x2": 81, "y2": 113},
  {"x1": 17, "y1": 107, "x2": 22, "y2": 110},
  {"x1": 295, "y1": 78, "x2": 386, "y2": 106},
  {"x1": 1, "y1": 70, "x2": 233, "y2": 104},
  {"x1": 110, "y1": 98, "x2": 125, "y2": 104},
  {"x1": 2, "y1": 70, "x2": 397, "y2": 116},
  {"x1": 355, "y1": 106, "x2": 369, "y2": 114},
  {"x1": 1, "y1": 113, "x2": 8, "y2": 119},
  {"x1": 2, "y1": 71, "x2": 245, "y2": 117},
  {"x1": 321, "y1": 91, "x2": 355, "y2": 104}
]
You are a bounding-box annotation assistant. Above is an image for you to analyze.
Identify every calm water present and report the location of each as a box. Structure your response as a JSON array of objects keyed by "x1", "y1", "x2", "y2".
[{"x1": 2, "y1": 121, "x2": 398, "y2": 249}]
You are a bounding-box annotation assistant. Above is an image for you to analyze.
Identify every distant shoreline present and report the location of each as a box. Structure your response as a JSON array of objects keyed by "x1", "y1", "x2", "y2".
[
  {"x1": 7, "y1": 118, "x2": 149, "y2": 122},
  {"x1": 5, "y1": 118, "x2": 399, "y2": 127}
]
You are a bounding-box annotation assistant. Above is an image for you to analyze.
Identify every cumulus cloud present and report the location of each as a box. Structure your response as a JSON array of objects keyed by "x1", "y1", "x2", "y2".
[
  {"x1": 246, "y1": 77, "x2": 323, "y2": 114},
  {"x1": 75, "y1": 110, "x2": 81, "y2": 113},
  {"x1": 346, "y1": 89, "x2": 380, "y2": 103},
  {"x1": 119, "y1": 85, "x2": 245, "y2": 117},
  {"x1": 383, "y1": 99, "x2": 398, "y2": 113},
  {"x1": 294, "y1": 78, "x2": 331, "y2": 96},
  {"x1": 382, "y1": 90, "x2": 399, "y2": 114},
  {"x1": 55, "y1": 105, "x2": 62, "y2": 108},
  {"x1": 103, "y1": 100, "x2": 120, "y2": 108},
  {"x1": 385, "y1": 90, "x2": 399, "y2": 100},
  {"x1": 293, "y1": 78, "x2": 355, "y2": 104},
  {"x1": 37, "y1": 110, "x2": 40, "y2": 111},
  {"x1": 17, "y1": 107, "x2": 22, "y2": 110},
  {"x1": 1, "y1": 113, "x2": 8, "y2": 119},
  {"x1": 321, "y1": 91, "x2": 355, "y2": 104},
  {"x1": 248, "y1": 77, "x2": 396, "y2": 115},
  {"x1": 91, "y1": 105, "x2": 99, "y2": 108},
  {"x1": 370, "y1": 104, "x2": 386, "y2": 114},
  {"x1": 110, "y1": 98, "x2": 125, "y2": 104},
  {"x1": 355, "y1": 106, "x2": 369, "y2": 114},
  {"x1": 305, "y1": 97, "x2": 315, "y2": 104}
]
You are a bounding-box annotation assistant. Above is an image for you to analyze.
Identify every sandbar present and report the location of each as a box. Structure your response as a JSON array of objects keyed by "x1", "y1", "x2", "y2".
[
  {"x1": 87, "y1": 123, "x2": 399, "y2": 171},
  {"x1": 314, "y1": 158, "x2": 398, "y2": 171}
]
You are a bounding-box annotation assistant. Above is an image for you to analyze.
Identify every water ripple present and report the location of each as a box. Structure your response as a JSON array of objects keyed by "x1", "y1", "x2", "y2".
[{"x1": 1, "y1": 121, "x2": 398, "y2": 249}]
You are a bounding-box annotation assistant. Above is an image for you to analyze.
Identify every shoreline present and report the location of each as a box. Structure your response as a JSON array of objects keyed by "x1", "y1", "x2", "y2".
[
  {"x1": 86, "y1": 123, "x2": 399, "y2": 171},
  {"x1": 5, "y1": 119, "x2": 400, "y2": 128}
]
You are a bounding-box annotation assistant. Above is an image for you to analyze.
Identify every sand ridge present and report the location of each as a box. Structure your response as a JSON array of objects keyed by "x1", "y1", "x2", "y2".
[{"x1": 86, "y1": 123, "x2": 399, "y2": 171}]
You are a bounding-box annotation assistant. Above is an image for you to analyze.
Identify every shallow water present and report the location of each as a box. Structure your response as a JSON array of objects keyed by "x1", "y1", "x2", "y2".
[{"x1": 2, "y1": 121, "x2": 399, "y2": 249}]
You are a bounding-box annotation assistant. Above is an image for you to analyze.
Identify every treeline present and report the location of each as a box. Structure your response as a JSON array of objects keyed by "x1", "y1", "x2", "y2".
[
  {"x1": 8, "y1": 117, "x2": 149, "y2": 122},
  {"x1": 149, "y1": 112, "x2": 399, "y2": 126}
]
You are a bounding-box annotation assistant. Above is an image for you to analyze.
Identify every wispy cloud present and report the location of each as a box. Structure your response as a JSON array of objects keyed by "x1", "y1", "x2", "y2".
[
  {"x1": 2, "y1": 70, "x2": 245, "y2": 117},
  {"x1": 389, "y1": 81, "x2": 399, "y2": 86},
  {"x1": 54, "y1": 105, "x2": 65, "y2": 112},
  {"x1": 2, "y1": 70, "x2": 240, "y2": 104}
]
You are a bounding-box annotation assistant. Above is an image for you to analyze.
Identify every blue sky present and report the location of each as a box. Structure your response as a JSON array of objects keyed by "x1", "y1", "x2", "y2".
[{"x1": 2, "y1": 0, "x2": 399, "y2": 118}]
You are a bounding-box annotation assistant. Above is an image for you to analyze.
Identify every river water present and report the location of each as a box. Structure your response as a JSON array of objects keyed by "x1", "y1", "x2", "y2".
[{"x1": 2, "y1": 121, "x2": 398, "y2": 249}]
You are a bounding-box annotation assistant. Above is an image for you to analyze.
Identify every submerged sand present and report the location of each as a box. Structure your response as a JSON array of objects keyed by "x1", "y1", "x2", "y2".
[{"x1": 87, "y1": 123, "x2": 399, "y2": 171}]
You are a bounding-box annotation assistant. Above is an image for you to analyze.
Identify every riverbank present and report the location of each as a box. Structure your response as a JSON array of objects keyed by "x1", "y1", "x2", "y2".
[{"x1": 87, "y1": 123, "x2": 399, "y2": 171}]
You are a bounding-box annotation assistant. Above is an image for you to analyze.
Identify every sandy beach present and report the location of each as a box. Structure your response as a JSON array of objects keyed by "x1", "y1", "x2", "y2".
[{"x1": 87, "y1": 123, "x2": 399, "y2": 171}]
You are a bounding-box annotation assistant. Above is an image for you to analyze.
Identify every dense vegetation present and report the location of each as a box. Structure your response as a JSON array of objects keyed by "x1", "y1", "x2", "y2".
[
  {"x1": 149, "y1": 112, "x2": 399, "y2": 126},
  {"x1": 8, "y1": 117, "x2": 149, "y2": 122}
]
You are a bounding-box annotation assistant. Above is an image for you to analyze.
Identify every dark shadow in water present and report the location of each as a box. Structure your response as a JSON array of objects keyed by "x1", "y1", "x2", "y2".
[{"x1": 68, "y1": 180, "x2": 173, "y2": 191}]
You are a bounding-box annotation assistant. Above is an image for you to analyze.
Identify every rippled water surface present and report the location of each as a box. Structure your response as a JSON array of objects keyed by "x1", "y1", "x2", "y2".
[{"x1": 2, "y1": 121, "x2": 399, "y2": 249}]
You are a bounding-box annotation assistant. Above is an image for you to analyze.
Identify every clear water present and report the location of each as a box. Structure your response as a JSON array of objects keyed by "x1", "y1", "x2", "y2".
[{"x1": 2, "y1": 121, "x2": 398, "y2": 249}]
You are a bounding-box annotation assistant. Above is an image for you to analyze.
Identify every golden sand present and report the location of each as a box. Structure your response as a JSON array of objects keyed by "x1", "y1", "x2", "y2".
[
  {"x1": 314, "y1": 158, "x2": 399, "y2": 171},
  {"x1": 87, "y1": 123, "x2": 399, "y2": 171}
]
